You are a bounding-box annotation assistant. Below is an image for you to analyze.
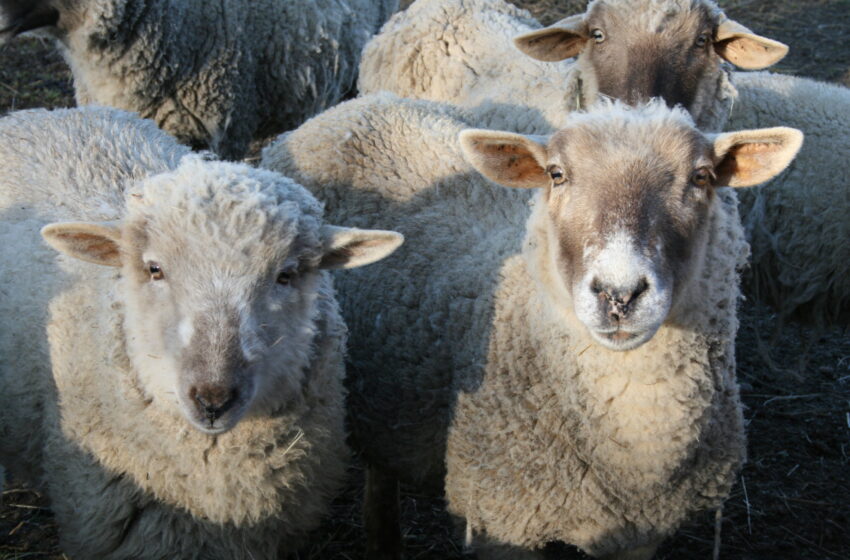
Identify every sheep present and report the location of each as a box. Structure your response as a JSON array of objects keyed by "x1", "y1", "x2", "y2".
[
  {"x1": 261, "y1": 93, "x2": 803, "y2": 559},
  {"x1": 512, "y1": 1, "x2": 850, "y2": 326},
  {"x1": 0, "y1": 0, "x2": 398, "y2": 160},
  {"x1": 0, "y1": 106, "x2": 403, "y2": 559},
  {"x1": 363, "y1": 0, "x2": 850, "y2": 326},
  {"x1": 724, "y1": 72, "x2": 850, "y2": 326},
  {"x1": 358, "y1": 0, "x2": 785, "y2": 133}
]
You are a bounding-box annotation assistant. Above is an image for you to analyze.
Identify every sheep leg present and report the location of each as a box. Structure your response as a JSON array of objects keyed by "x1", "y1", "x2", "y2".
[{"x1": 364, "y1": 465, "x2": 402, "y2": 560}]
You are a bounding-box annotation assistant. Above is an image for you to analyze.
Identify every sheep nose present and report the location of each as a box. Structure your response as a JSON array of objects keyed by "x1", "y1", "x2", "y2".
[
  {"x1": 191, "y1": 385, "x2": 239, "y2": 422},
  {"x1": 591, "y1": 277, "x2": 649, "y2": 321}
]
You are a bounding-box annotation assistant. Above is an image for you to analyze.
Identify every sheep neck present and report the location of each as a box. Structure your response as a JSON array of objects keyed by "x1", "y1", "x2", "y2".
[
  {"x1": 45, "y1": 270, "x2": 347, "y2": 527},
  {"x1": 516, "y1": 189, "x2": 743, "y2": 487}
]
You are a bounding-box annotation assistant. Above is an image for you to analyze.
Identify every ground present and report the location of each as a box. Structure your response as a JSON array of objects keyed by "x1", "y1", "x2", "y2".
[{"x1": 1, "y1": 1, "x2": 848, "y2": 559}]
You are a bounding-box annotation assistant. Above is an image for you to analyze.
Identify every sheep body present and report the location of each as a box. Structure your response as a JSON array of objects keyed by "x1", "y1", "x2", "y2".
[
  {"x1": 1, "y1": 0, "x2": 397, "y2": 159},
  {"x1": 0, "y1": 107, "x2": 352, "y2": 559},
  {"x1": 728, "y1": 71, "x2": 850, "y2": 325},
  {"x1": 262, "y1": 93, "x2": 748, "y2": 556},
  {"x1": 358, "y1": 0, "x2": 577, "y2": 134}
]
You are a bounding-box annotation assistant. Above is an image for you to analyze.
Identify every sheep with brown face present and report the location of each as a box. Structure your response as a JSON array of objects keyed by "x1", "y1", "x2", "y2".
[
  {"x1": 363, "y1": 0, "x2": 850, "y2": 326},
  {"x1": 514, "y1": 1, "x2": 850, "y2": 326},
  {"x1": 0, "y1": 106, "x2": 403, "y2": 559},
  {"x1": 262, "y1": 93, "x2": 802, "y2": 559},
  {"x1": 359, "y1": 0, "x2": 783, "y2": 133}
]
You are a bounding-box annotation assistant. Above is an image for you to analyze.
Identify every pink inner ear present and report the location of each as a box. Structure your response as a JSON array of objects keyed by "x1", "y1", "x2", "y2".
[
  {"x1": 483, "y1": 143, "x2": 544, "y2": 184},
  {"x1": 60, "y1": 231, "x2": 120, "y2": 261},
  {"x1": 518, "y1": 30, "x2": 585, "y2": 61},
  {"x1": 716, "y1": 141, "x2": 783, "y2": 186},
  {"x1": 714, "y1": 36, "x2": 785, "y2": 69}
]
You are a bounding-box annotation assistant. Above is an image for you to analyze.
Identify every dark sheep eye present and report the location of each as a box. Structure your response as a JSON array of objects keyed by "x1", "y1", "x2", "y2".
[
  {"x1": 695, "y1": 33, "x2": 710, "y2": 48},
  {"x1": 591, "y1": 29, "x2": 605, "y2": 43},
  {"x1": 148, "y1": 262, "x2": 164, "y2": 280},
  {"x1": 277, "y1": 271, "x2": 294, "y2": 285},
  {"x1": 547, "y1": 165, "x2": 567, "y2": 185},
  {"x1": 691, "y1": 167, "x2": 712, "y2": 187}
]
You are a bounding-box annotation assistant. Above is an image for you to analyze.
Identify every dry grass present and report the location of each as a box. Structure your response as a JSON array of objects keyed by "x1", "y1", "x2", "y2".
[{"x1": 1, "y1": 1, "x2": 849, "y2": 558}]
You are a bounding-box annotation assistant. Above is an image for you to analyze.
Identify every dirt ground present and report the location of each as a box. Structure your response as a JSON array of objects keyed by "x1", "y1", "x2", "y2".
[{"x1": 1, "y1": 1, "x2": 849, "y2": 559}]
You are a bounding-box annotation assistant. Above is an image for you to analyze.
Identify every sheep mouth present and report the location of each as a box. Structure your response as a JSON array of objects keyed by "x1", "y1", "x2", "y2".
[
  {"x1": 179, "y1": 394, "x2": 252, "y2": 435},
  {"x1": 590, "y1": 326, "x2": 657, "y2": 351}
]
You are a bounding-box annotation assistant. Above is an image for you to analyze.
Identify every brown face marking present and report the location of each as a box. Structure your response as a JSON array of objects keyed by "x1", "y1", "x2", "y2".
[
  {"x1": 584, "y1": 1, "x2": 718, "y2": 110},
  {"x1": 543, "y1": 115, "x2": 714, "y2": 296}
]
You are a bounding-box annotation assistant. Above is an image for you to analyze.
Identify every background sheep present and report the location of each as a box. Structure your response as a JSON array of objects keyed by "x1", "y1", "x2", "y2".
[
  {"x1": 359, "y1": 0, "x2": 784, "y2": 133},
  {"x1": 726, "y1": 71, "x2": 850, "y2": 326},
  {"x1": 261, "y1": 94, "x2": 802, "y2": 558},
  {"x1": 0, "y1": 106, "x2": 403, "y2": 559},
  {"x1": 0, "y1": 0, "x2": 398, "y2": 159}
]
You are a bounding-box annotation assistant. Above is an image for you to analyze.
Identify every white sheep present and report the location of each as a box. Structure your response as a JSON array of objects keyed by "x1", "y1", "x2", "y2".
[
  {"x1": 261, "y1": 93, "x2": 802, "y2": 559},
  {"x1": 359, "y1": 0, "x2": 785, "y2": 133},
  {"x1": 0, "y1": 0, "x2": 398, "y2": 159},
  {"x1": 0, "y1": 106, "x2": 403, "y2": 559},
  {"x1": 362, "y1": 0, "x2": 850, "y2": 326},
  {"x1": 725, "y1": 71, "x2": 850, "y2": 326}
]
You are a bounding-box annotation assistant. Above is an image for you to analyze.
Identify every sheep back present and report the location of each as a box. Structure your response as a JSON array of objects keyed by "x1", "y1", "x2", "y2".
[
  {"x1": 57, "y1": 0, "x2": 397, "y2": 159},
  {"x1": 729, "y1": 71, "x2": 850, "y2": 325}
]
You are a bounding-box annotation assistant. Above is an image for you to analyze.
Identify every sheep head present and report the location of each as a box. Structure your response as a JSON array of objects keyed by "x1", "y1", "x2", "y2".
[
  {"x1": 514, "y1": 0, "x2": 787, "y2": 113},
  {"x1": 42, "y1": 158, "x2": 403, "y2": 434},
  {"x1": 460, "y1": 101, "x2": 801, "y2": 351}
]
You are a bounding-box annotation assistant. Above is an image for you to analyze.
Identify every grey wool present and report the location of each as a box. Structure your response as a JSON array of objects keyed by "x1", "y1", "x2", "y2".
[{"x1": 0, "y1": 0, "x2": 398, "y2": 159}]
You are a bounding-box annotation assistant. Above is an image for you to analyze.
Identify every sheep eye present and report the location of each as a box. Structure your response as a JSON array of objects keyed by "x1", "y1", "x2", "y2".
[
  {"x1": 276, "y1": 270, "x2": 295, "y2": 285},
  {"x1": 690, "y1": 167, "x2": 712, "y2": 187},
  {"x1": 695, "y1": 33, "x2": 710, "y2": 48},
  {"x1": 591, "y1": 29, "x2": 605, "y2": 43},
  {"x1": 148, "y1": 262, "x2": 164, "y2": 280},
  {"x1": 547, "y1": 165, "x2": 567, "y2": 185}
]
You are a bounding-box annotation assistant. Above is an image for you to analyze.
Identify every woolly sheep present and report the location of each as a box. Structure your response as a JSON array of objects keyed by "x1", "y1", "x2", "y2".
[
  {"x1": 261, "y1": 93, "x2": 802, "y2": 559},
  {"x1": 725, "y1": 72, "x2": 850, "y2": 326},
  {"x1": 511, "y1": 0, "x2": 850, "y2": 325},
  {"x1": 0, "y1": 0, "x2": 398, "y2": 159},
  {"x1": 363, "y1": 0, "x2": 850, "y2": 326},
  {"x1": 0, "y1": 106, "x2": 403, "y2": 559},
  {"x1": 358, "y1": 0, "x2": 784, "y2": 133}
]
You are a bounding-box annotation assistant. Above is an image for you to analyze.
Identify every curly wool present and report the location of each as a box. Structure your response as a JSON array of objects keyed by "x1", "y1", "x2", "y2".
[
  {"x1": 0, "y1": 107, "x2": 349, "y2": 559},
  {"x1": 261, "y1": 94, "x2": 747, "y2": 556},
  {"x1": 3, "y1": 0, "x2": 397, "y2": 159},
  {"x1": 727, "y1": 71, "x2": 850, "y2": 325}
]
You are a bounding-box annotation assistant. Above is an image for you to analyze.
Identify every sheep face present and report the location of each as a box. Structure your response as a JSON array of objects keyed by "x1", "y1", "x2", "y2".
[
  {"x1": 41, "y1": 159, "x2": 403, "y2": 434},
  {"x1": 460, "y1": 102, "x2": 802, "y2": 351},
  {"x1": 515, "y1": 0, "x2": 788, "y2": 114}
]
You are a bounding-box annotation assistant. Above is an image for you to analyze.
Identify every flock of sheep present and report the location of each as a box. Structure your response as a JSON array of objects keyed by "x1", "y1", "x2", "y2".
[{"x1": 0, "y1": 0, "x2": 844, "y2": 559}]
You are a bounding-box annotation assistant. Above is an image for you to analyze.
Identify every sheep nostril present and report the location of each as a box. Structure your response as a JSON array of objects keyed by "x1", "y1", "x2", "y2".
[
  {"x1": 193, "y1": 386, "x2": 239, "y2": 422},
  {"x1": 591, "y1": 278, "x2": 603, "y2": 295}
]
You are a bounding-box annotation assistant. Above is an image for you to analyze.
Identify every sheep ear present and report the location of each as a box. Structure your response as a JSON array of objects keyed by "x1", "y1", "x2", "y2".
[
  {"x1": 41, "y1": 221, "x2": 123, "y2": 267},
  {"x1": 514, "y1": 14, "x2": 587, "y2": 62},
  {"x1": 712, "y1": 127, "x2": 803, "y2": 188},
  {"x1": 319, "y1": 226, "x2": 404, "y2": 270},
  {"x1": 714, "y1": 19, "x2": 788, "y2": 70},
  {"x1": 459, "y1": 129, "x2": 550, "y2": 189}
]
